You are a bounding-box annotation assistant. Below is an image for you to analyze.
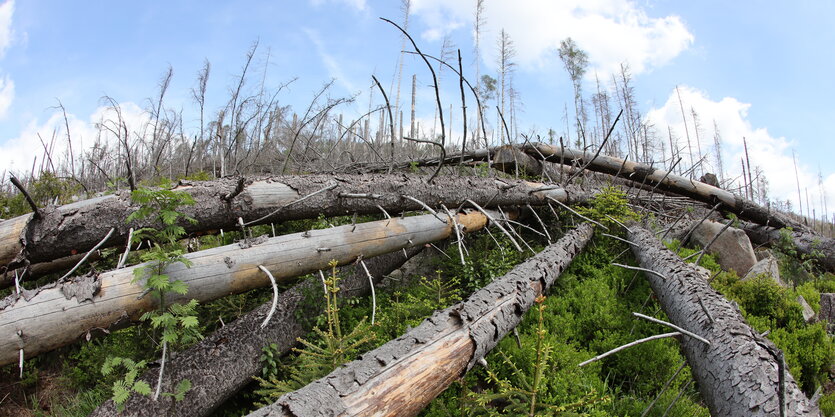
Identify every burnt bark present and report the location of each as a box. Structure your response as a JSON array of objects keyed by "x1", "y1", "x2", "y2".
[
  {"x1": 247, "y1": 223, "x2": 595, "y2": 417},
  {"x1": 742, "y1": 221, "x2": 835, "y2": 273},
  {"x1": 89, "y1": 248, "x2": 423, "y2": 417},
  {"x1": 524, "y1": 143, "x2": 794, "y2": 229},
  {"x1": 627, "y1": 225, "x2": 819, "y2": 416},
  {"x1": 0, "y1": 174, "x2": 589, "y2": 271},
  {"x1": 0, "y1": 210, "x2": 496, "y2": 366}
]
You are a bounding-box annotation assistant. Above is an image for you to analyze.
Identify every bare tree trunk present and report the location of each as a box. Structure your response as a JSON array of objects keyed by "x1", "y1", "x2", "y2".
[
  {"x1": 523, "y1": 143, "x2": 793, "y2": 229},
  {"x1": 0, "y1": 175, "x2": 588, "y2": 271},
  {"x1": 741, "y1": 221, "x2": 835, "y2": 273},
  {"x1": 0, "y1": 209, "x2": 504, "y2": 366},
  {"x1": 627, "y1": 225, "x2": 819, "y2": 416},
  {"x1": 248, "y1": 223, "x2": 595, "y2": 417},
  {"x1": 89, "y1": 248, "x2": 423, "y2": 417}
]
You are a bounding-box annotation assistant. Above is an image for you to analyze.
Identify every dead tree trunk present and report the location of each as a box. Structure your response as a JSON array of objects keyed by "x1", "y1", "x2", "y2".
[
  {"x1": 0, "y1": 252, "x2": 99, "y2": 289},
  {"x1": 247, "y1": 223, "x2": 595, "y2": 417},
  {"x1": 524, "y1": 143, "x2": 793, "y2": 229},
  {"x1": 627, "y1": 225, "x2": 819, "y2": 416},
  {"x1": 0, "y1": 209, "x2": 501, "y2": 366},
  {"x1": 742, "y1": 221, "x2": 835, "y2": 273},
  {"x1": 89, "y1": 247, "x2": 424, "y2": 417},
  {"x1": 0, "y1": 174, "x2": 588, "y2": 270}
]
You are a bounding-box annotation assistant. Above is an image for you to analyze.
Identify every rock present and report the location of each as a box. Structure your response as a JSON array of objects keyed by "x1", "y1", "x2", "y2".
[
  {"x1": 797, "y1": 295, "x2": 816, "y2": 323},
  {"x1": 820, "y1": 293, "x2": 835, "y2": 331},
  {"x1": 699, "y1": 173, "x2": 720, "y2": 187},
  {"x1": 743, "y1": 255, "x2": 784, "y2": 287},
  {"x1": 755, "y1": 248, "x2": 774, "y2": 261},
  {"x1": 688, "y1": 220, "x2": 757, "y2": 277}
]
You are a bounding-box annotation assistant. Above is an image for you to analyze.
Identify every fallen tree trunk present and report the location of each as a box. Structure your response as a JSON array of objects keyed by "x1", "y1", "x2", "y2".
[
  {"x1": 0, "y1": 174, "x2": 588, "y2": 270},
  {"x1": 247, "y1": 223, "x2": 595, "y2": 417},
  {"x1": 0, "y1": 208, "x2": 507, "y2": 366},
  {"x1": 627, "y1": 225, "x2": 819, "y2": 416},
  {"x1": 89, "y1": 247, "x2": 424, "y2": 417},
  {"x1": 741, "y1": 221, "x2": 835, "y2": 273},
  {"x1": 0, "y1": 252, "x2": 101, "y2": 290},
  {"x1": 524, "y1": 143, "x2": 793, "y2": 229}
]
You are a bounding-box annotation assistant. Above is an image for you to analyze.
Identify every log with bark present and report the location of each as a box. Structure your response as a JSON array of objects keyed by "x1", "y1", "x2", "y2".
[
  {"x1": 0, "y1": 208, "x2": 511, "y2": 366},
  {"x1": 0, "y1": 252, "x2": 100, "y2": 290},
  {"x1": 742, "y1": 221, "x2": 835, "y2": 273},
  {"x1": 247, "y1": 223, "x2": 595, "y2": 417},
  {"x1": 0, "y1": 174, "x2": 589, "y2": 271},
  {"x1": 89, "y1": 247, "x2": 424, "y2": 417},
  {"x1": 523, "y1": 143, "x2": 793, "y2": 229},
  {"x1": 627, "y1": 225, "x2": 819, "y2": 416}
]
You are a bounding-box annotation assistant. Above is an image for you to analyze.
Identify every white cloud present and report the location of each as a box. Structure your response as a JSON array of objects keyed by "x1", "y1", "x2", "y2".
[
  {"x1": 0, "y1": 73, "x2": 12, "y2": 118},
  {"x1": 646, "y1": 85, "x2": 834, "y2": 219},
  {"x1": 0, "y1": 0, "x2": 13, "y2": 59},
  {"x1": 410, "y1": 0, "x2": 693, "y2": 76},
  {"x1": 0, "y1": 102, "x2": 149, "y2": 177}
]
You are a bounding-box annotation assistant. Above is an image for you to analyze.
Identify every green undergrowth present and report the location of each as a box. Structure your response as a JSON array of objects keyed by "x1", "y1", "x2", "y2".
[{"x1": 670, "y1": 241, "x2": 835, "y2": 404}]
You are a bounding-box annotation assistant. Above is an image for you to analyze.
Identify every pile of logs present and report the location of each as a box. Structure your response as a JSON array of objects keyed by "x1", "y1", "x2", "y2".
[{"x1": 1, "y1": 144, "x2": 831, "y2": 416}]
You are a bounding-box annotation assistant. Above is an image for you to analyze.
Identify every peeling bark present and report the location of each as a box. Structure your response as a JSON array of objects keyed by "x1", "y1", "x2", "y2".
[
  {"x1": 627, "y1": 225, "x2": 819, "y2": 416},
  {"x1": 0, "y1": 252, "x2": 100, "y2": 290},
  {"x1": 742, "y1": 221, "x2": 835, "y2": 273},
  {"x1": 247, "y1": 223, "x2": 595, "y2": 417},
  {"x1": 0, "y1": 174, "x2": 589, "y2": 270},
  {"x1": 0, "y1": 209, "x2": 501, "y2": 366},
  {"x1": 524, "y1": 143, "x2": 793, "y2": 229},
  {"x1": 89, "y1": 248, "x2": 423, "y2": 417}
]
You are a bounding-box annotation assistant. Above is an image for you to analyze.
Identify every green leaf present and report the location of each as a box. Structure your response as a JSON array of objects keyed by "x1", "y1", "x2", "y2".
[
  {"x1": 147, "y1": 274, "x2": 170, "y2": 290},
  {"x1": 169, "y1": 280, "x2": 189, "y2": 295},
  {"x1": 179, "y1": 316, "x2": 199, "y2": 328},
  {"x1": 133, "y1": 380, "x2": 152, "y2": 396}
]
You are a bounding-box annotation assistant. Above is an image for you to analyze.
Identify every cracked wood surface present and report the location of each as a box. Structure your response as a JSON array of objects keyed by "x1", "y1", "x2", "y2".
[
  {"x1": 0, "y1": 210, "x2": 494, "y2": 366},
  {"x1": 524, "y1": 143, "x2": 793, "y2": 229},
  {"x1": 247, "y1": 223, "x2": 594, "y2": 417},
  {"x1": 627, "y1": 225, "x2": 819, "y2": 416},
  {"x1": 0, "y1": 174, "x2": 589, "y2": 271},
  {"x1": 89, "y1": 248, "x2": 423, "y2": 417}
]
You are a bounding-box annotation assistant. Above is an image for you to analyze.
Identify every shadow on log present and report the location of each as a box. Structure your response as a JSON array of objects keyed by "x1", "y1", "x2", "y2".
[
  {"x1": 627, "y1": 225, "x2": 819, "y2": 416},
  {"x1": 247, "y1": 223, "x2": 595, "y2": 417}
]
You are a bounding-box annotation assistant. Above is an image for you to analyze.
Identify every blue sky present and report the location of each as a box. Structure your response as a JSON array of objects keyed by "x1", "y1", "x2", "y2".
[{"x1": 0, "y1": 0, "x2": 832, "y2": 219}]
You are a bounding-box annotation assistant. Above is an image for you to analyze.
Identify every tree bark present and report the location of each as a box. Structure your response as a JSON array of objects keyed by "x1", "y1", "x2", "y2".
[
  {"x1": 0, "y1": 209, "x2": 505, "y2": 366},
  {"x1": 627, "y1": 225, "x2": 819, "y2": 416},
  {"x1": 89, "y1": 247, "x2": 424, "y2": 417},
  {"x1": 0, "y1": 174, "x2": 588, "y2": 271},
  {"x1": 247, "y1": 223, "x2": 595, "y2": 417},
  {"x1": 741, "y1": 221, "x2": 835, "y2": 273},
  {"x1": 0, "y1": 251, "x2": 103, "y2": 290},
  {"x1": 524, "y1": 143, "x2": 793, "y2": 229}
]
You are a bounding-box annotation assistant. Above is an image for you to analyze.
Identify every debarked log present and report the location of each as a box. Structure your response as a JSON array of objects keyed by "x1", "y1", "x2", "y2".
[
  {"x1": 0, "y1": 174, "x2": 589, "y2": 270},
  {"x1": 0, "y1": 209, "x2": 501, "y2": 366},
  {"x1": 627, "y1": 225, "x2": 819, "y2": 416},
  {"x1": 523, "y1": 143, "x2": 793, "y2": 229},
  {"x1": 89, "y1": 247, "x2": 425, "y2": 417},
  {"x1": 247, "y1": 223, "x2": 595, "y2": 417}
]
